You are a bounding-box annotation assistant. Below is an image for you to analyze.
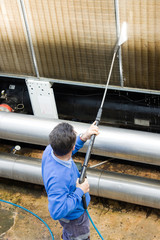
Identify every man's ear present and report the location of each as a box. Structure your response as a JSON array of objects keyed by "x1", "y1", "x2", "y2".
[{"x1": 72, "y1": 145, "x2": 75, "y2": 151}]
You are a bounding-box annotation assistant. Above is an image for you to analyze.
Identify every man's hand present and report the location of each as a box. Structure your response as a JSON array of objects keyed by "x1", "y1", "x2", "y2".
[
  {"x1": 80, "y1": 121, "x2": 99, "y2": 142},
  {"x1": 76, "y1": 178, "x2": 90, "y2": 194}
]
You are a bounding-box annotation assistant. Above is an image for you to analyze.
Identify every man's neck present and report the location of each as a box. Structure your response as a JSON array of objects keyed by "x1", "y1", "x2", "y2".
[{"x1": 54, "y1": 151, "x2": 72, "y2": 161}]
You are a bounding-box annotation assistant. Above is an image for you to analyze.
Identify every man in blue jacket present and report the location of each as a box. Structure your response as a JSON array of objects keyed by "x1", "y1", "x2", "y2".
[{"x1": 42, "y1": 122, "x2": 99, "y2": 240}]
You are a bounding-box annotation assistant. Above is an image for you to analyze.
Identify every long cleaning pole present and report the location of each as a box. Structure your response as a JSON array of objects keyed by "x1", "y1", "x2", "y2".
[{"x1": 79, "y1": 22, "x2": 127, "y2": 209}]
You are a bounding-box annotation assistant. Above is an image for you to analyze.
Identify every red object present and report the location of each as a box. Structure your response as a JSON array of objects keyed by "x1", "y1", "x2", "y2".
[{"x1": 0, "y1": 103, "x2": 13, "y2": 112}]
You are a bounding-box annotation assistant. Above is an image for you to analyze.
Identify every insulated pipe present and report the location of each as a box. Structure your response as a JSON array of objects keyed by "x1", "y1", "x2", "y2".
[
  {"x1": 0, "y1": 112, "x2": 160, "y2": 166},
  {"x1": 1, "y1": 153, "x2": 160, "y2": 209}
]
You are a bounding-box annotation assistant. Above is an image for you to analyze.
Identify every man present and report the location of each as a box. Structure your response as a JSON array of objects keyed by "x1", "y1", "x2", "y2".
[{"x1": 42, "y1": 121, "x2": 99, "y2": 240}]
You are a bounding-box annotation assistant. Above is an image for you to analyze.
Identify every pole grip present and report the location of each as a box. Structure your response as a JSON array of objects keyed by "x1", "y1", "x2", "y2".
[
  {"x1": 82, "y1": 195, "x2": 87, "y2": 209},
  {"x1": 79, "y1": 109, "x2": 102, "y2": 209},
  {"x1": 79, "y1": 134, "x2": 96, "y2": 209},
  {"x1": 79, "y1": 134, "x2": 96, "y2": 183},
  {"x1": 95, "y1": 108, "x2": 103, "y2": 125}
]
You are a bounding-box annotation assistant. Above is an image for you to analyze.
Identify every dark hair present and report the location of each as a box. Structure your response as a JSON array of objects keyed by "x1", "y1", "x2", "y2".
[{"x1": 49, "y1": 122, "x2": 76, "y2": 156}]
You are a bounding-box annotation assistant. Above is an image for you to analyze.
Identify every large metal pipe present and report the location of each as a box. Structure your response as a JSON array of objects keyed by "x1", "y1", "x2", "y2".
[
  {"x1": 1, "y1": 153, "x2": 160, "y2": 209},
  {"x1": 0, "y1": 112, "x2": 160, "y2": 166}
]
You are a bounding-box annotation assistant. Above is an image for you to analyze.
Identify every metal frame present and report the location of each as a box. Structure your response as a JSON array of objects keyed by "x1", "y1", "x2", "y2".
[
  {"x1": 114, "y1": 0, "x2": 124, "y2": 87},
  {"x1": 18, "y1": 0, "x2": 40, "y2": 78},
  {"x1": 1, "y1": 72, "x2": 160, "y2": 95}
]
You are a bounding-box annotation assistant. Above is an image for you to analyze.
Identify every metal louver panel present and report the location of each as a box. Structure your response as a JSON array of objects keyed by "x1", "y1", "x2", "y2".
[
  {"x1": 24, "y1": 0, "x2": 118, "y2": 85},
  {"x1": 0, "y1": 0, "x2": 35, "y2": 76},
  {"x1": 120, "y1": 0, "x2": 160, "y2": 90},
  {"x1": 1, "y1": 0, "x2": 160, "y2": 91},
  {"x1": 0, "y1": 0, "x2": 119, "y2": 85}
]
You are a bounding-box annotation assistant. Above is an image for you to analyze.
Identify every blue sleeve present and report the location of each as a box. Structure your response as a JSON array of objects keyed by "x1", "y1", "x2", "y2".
[
  {"x1": 72, "y1": 135, "x2": 85, "y2": 156},
  {"x1": 48, "y1": 176, "x2": 84, "y2": 220}
]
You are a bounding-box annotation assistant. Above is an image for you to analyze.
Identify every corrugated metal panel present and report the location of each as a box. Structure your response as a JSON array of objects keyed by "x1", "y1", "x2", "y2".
[
  {"x1": 120, "y1": 0, "x2": 160, "y2": 90},
  {"x1": 0, "y1": 0, "x2": 119, "y2": 85},
  {"x1": 24, "y1": 0, "x2": 118, "y2": 85},
  {"x1": 0, "y1": 0, "x2": 160, "y2": 91},
  {"x1": 0, "y1": 0, "x2": 35, "y2": 76}
]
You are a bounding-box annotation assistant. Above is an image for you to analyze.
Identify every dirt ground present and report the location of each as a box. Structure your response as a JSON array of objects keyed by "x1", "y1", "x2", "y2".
[{"x1": 0, "y1": 141, "x2": 160, "y2": 240}]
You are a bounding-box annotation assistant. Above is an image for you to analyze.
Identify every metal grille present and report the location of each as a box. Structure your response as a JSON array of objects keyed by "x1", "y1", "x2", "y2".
[
  {"x1": 120, "y1": 0, "x2": 160, "y2": 90},
  {"x1": 0, "y1": 0, "x2": 35, "y2": 75},
  {"x1": 24, "y1": 0, "x2": 119, "y2": 85},
  {"x1": 0, "y1": 0, "x2": 160, "y2": 91}
]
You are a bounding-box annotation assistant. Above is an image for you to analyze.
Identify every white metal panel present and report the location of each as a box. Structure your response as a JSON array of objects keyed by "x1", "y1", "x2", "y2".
[{"x1": 26, "y1": 79, "x2": 58, "y2": 119}]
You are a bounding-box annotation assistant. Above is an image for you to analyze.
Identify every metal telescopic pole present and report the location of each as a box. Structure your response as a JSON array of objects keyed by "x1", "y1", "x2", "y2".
[{"x1": 79, "y1": 22, "x2": 127, "y2": 209}]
